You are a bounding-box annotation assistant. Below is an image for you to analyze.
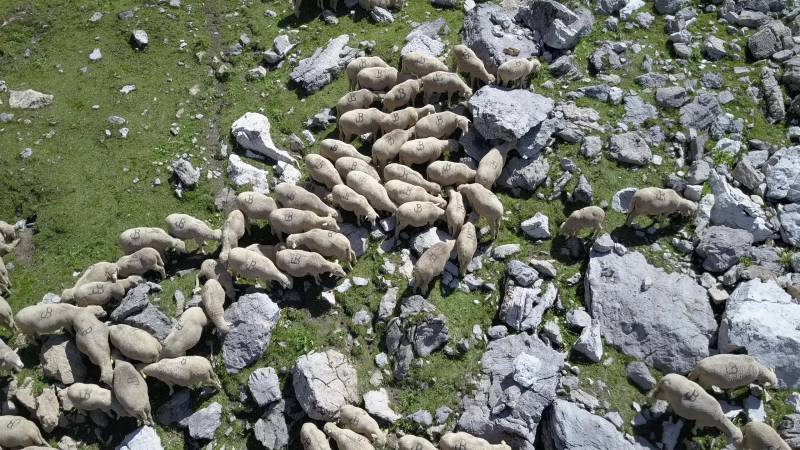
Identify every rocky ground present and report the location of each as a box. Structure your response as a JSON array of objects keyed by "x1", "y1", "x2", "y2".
[{"x1": 1, "y1": 0, "x2": 800, "y2": 449}]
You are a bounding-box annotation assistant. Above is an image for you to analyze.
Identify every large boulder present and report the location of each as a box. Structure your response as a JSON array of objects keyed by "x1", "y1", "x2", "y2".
[
  {"x1": 40, "y1": 335, "x2": 87, "y2": 385},
  {"x1": 462, "y1": 5, "x2": 540, "y2": 72},
  {"x1": 386, "y1": 296, "x2": 449, "y2": 380},
  {"x1": 748, "y1": 21, "x2": 792, "y2": 60},
  {"x1": 222, "y1": 293, "x2": 280, "y2": 373},
  {"x1": 765, "y1": 147, "x2": 800, "y2": 203},
  {"x1": 179, "y1": 402, "x2": 222, "y2": 441},
  {"x1": 541, "y1": 400, "x2": 636, "y2": 450},
  {"x1": 719, "y1": 279, "x2": 800, "y2": 388},
  {"x1": 654, "y1": 0, "x2": 686, "y2": 14},
  {"x1": 500, "y1": 280, "x2": 557, "y2": 332},
  {"x1": 293, "y1": 349, "x2": 359, "y2": 421},
  {"x1": 517, "y1": 0, "x2": 592, "y2": 50},
  {"x1": 708, "y1": 170, "x2": 775, "y2": 242},
  {"x1": 585, "y1": 250, "x2": 716, "y2": 373},
  {"x1": 607, "y1": 132, "x2": 652, "y2": 166},
  {"x1": 497, "y1": 156, "x2": 550, "y2": 193},
  {"x1": 8, "y1": 89, "x2": 53, "y2": 109},
  {"x1": 778, "y1": 203, "x2": 800, "y2": 247},
  {"x1": 457, "y1": 333, "x2": 564, "y2": 450},
  {"x1": 289, "y1": 34, "x2": 359, "y2": 93},
  {"x1": 695, "y1": 226, "x2": 754, "y2": 272},
  {"x1": 116, "y1": 426, "x2": 163, "y2": 450},
  {"x1": 231, "y1": 112, "x2": 296, "y2": 165}
]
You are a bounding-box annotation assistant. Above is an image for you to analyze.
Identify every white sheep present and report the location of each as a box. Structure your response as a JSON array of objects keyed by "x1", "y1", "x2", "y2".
[
  {"x1": 688, "y1": 354, "x2": 777, "y2": 391},
  {"x1": 401, "y1": 52, "x2": 449, "y2": 77},
  {"x1": 142, "y1": 356, "x2": 221, "y2": 395},
  {"x1": 338, "y1": 405, "x2": 386, "y2": 446},
  {"x1": 196, "y1": 258, "x2": 236, "y2": 300},
  {"x1": 426, "y1": 161, "x2": 476, "y2": 186},
  {"x1": 338, "y1": 108, "x2": 387, "y2": 142},
  {"x1": 332, "y1": 184, "x2": 379, "y2": 226},
  {"x1": 337, "y1": 89, "x2": 383, "y2": 117},
  {"x1": 160, "y1": 307, "x2": 208, "y2": 358},
  {"x1": 301, "y1": 422, "x2": 333, "y2": 450},
  {"x1": 346, "y1": 171, "x2": 397, "y2": 214},
  {"x1": 319, "y1": 138, "x2": 372, "y2": 163},
  {"x1": 323, "y1": 422, "x2": 375, "y2": 450},
  {"x1": 16, "y1": 303, "x2": 105, "y2": 336},
  {"x1": 458, "y1": 183, "x2": 504, "y2": 238},
  {"x1": 72, "y1": 310, "x2": 113, "y2": 385},
  {"x1": 421, "y1": 71, "x2": 473, "y2": 104},
  {"x1": 306, "y1": 154, "x2": 345, "y2": 189},
  {"x1": 108, "y1": 324, "x2": 162, "y2": 363},
  {"x1": 414, "y1": 240, "x2": 456, "y2": 295},
  {"x1": 380, "y1": 104, "x2": 435, "y2": 133},
  {"x1": 119, "y1": 227, "x2": 186, "y2": 256},
  {"x1": 475, "y1": 144, "x2": 511, "y2": 188},
  {"x1": 394, "y1": 201, "x2": 446, "y2": 239},
  {"x1": 201, "y1": 278, "x2": 231, "y2": 334},
  {"x1": 739, "y1": 421, "x2": 791, "y2": 450},
  {"x1": 237, "y1": 191, "x2": 278, "y2": 231},
  {"x1": 0, "y1": 294, "x2": 16, "y2": 331},
  {"x1": 0, "y1": 337, "x2": 23, "y2": 371},
  {"x1": 559, "y1": 206, "x2": 605, "y2": 238},
  {"x1": 413, "y1": 111, "x2": 470, "y2": 139},
  {"x1": 382, "y1": 78, "x2": 423, "y2": 112},
  {"x1": 625, "y1": 187, "x2": 697, "y2": 225},
  {"x1": 372, "y1": 128, "x2": 414, "y2": 170},
  {"x1": 385, "y1": 179, "x2": 447, "y2": 208},
  {"x1": 275, "y1": 249, "x2": 347, "y2": 283},
  {"x1": 346, "y1": 57, "x2": 390, "y2": 90},
  {"x1": 275, "y1": 183, "x2": 340, "y2": 222},
  {"x1": 0, "y1": 256, "x2": 10, "y2": 297},
  {"x1": 399, "y1": 137, "x2": 459, "y2": 166},
  {"x1": 335, "y1": 156, "x2": 381, "y2": 183},
  {"x1": 356, "y1": 66, "x2": 399, "y2": 92},
  {"x1": 226, "y1": 247, "x2": 293, "y2": 289},
  {"x1": 446, "y1": 188, "x2": 466, "y2": 237},
  {"x1": 219, "y1": 209, "x2": 246, "y2": 262},
  {"x1": 73, "y1": 261, "x2": 118, "y2": 287},
  {"x1": 384, "y1": 163, "x2": 442, "y2": 195},
  {"x1": 496, "y1": 57, "x2": 541, "y2": 88},
  {"x1": 453, "y1": 44, "x2": 495, "y2": 87},
  {"x1": 457, "y1": 222, "x2": 478, "y2": 276},
  {"x1": 286, "y1": 229, "x2": 356, "y2": 268},
  {"x1": 0, "y1": 415, "x2": 47, "y2": 448},
  {"x1": 439, "y1": 432, "x2": 510, "y2": 450},
  {"x1": 165, "y1": 213, "x2": 222, "y2": 248},
  {"x1": 268, "y1": 208, "x2": 339, "y2": 241},
  {"x1": 116, "y1": 247, "x2": 166, "y2": 279},
  {"x1": 398, "y1": 435, "x2": 437, "y2": 450},
  {"x1": 113, "y1": 359, "x2": 154, "y2": 425}
]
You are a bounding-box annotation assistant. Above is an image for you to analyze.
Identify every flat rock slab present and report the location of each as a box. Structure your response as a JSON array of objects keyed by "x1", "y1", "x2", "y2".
[
  {"x1": 222, "y1": 293, "x2": 280, "y2": 373},
  {"x1": 9, "y1": 89, "x2": 53, "y2": 109},
  {"x1": 292, "y1": 349, "x2": 359, "y2": 421},
  {"x1": 462, "y1": 4, "x2": 540, "y2": 72},
  {"x1": 289, "y1": 34, "x2": 359, "y2": 94},
  {"x1": 115, "y1": 426, "x2": 163, "y2": 450},
  {"x1": 468, "y1": 86, "x2": 554, "y2": 149},
  {"x1": 541, "y1": 400, "x2": 635, "y2": 450}
]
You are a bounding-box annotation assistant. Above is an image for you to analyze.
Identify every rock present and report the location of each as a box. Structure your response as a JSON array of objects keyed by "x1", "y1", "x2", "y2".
[
  {"x1": 623, "y1": 94, "x2": 657, "y2": 127},
  {"x1": 370, "y1": 6, "x2": 394, "y2": 23},
  {"x1": 401, "y1": 34, "x2": 445, "y2": 57},
  {"x1": 228, "y1": 154, "x2": 270, "y2": 194},
  {"x1": 565, "y1": 309, "x2": 591, "y2": 329},
  {"x1": 541, "y1": 400, "x2": 635, "y2": 450},
  {"x1": 411, "y1": 316, "x2": 449, "y2": 356},
  {"x1": 498, "y1": 156, "x2": 550, "y2": 192},
  {"x1": 36, "y1": 387, "x2": 59, "y2": 433},
  {"x1": 703, "y1": 35, "x2": 727, "y2": 60},
  {"x1": 407, "y1": 410, "x2": 433, "y2": 427},
  {"x1": 412, "y1": 227, "x2": 451, "y2": 255},
  {"x1": 572, "y1": 175, "x2": 593, "y2": 203},
  {"x1": 696, "y1": 226, "x2": 754, "y2": 272},
  {"x1": 40, "y1": 335, "x2": 87, "y2": 385},
  {"x1": 654, "y1": 0, "x2": 685, "y2": 14},
  {"x1": 708, "y1": 170, "x2": 774, "y2": 242},
  {"x1": 500, "y1": 281, "x2": 557, "y2": 332},
  {"x1": 116, "y1": 426, "x2": 163, "y2": 450},
  {"x1": 155, "y1": 390, "x2": 191, "y2": 426},
  {"x1": 507, "y1": 260, "x2": 539, "y2": 287},
  {"x1": 290, "y1": 35, "x2": 358, "y2": 94},
  {"x1": 249, "y1": 367, "x2": 281, "y2": 407},
  {"x1": 222, "y1": 293, "x2": 280, "y2": 373},
  {"x1": 626, "y1": 361, "x2": 656, "y2": 390},
  {"x1": 655, "y1": 86, "x2": 688, "y2": 108},
  {"x1": 779, "y1": 203, "x2": 800, "y2": 247},
  {"x1": 748, "y1": 21, "x2": 792, "y2": 60},
  {"x1": 89, "y1": 48, "x2": 103, "y2": 61},
  {"x1": 293, "y1": 349, "x2": 359, "y2": 421},
  {"x1": 179, "y1": 402, "x2": 222, "y2": 441},
  {"x1": 765, "y1": 147, "x2": 800, "y2": 202},
  {"x1": 761, "y1": 67, "x2": 785, "y2": 123},
  {"x1": 493, "y1": 244, "x2": 520, "y2": 259},
  {"x1": 231, "y1": 112, "x2": 296, "y2": 166},
  {"x1": 8, "y1": 89, "x2": 53, "y2": 109},
  {"x1": 254, "y1": 400, "x2": 288, "y2": 450},
  {"x1": 585, "y1": 250, "x2": 716, "y2": 373},
  {"x1": 378, "y1": 288, "x2": 399, "y2": 320},
  {"x1": 719, "y1": 279, "x2": 800, "y2": 388},
  {"x1": 364, "y1": 388, "x2": 401, "y2": 423},
  {"x1": 123, "y1": 304, "x2": 172, "y2": 342},
  {"x1": 462, "y1": 5, "x2": 540, "y2": 73},
  {"x1": 171, "y1": 158, "x2": 200, "y2": 188},
  {"x1": 581, "y1": 136, "x2": 602, "y2": 158},
  {"x1": 458, "y1": 333, "x2": 563, "y2": 449},
  {"x1": 611, "y1": 187, "x2": 636, "y2": 213},
  {"x1": 574, "y1": 322, "x2": 603, "y2": 363},
  {"x1": 687, "y1": 160, "x2": 711, "y2": 185},
  {"x1": 213, "y1": 187, "x2": 237, "y2": 213},
  {"x1": 784, "y1": 57, "x2": 800, "y2": 94},
  {"x1": 680, "y1": 92, "x2": 722, "y2": 132},
  {"x1": 607, "y1": 132, "x2": 652, "y2": 166},
  {"x1": 518, "y1": 0, "x2": 592, "y2": 50},
  {"x1": 131, "y1": 30, "x2": 148, "y2": 49},
  {"x1": 779, "y1": 414, "x2": 800, "y2": 448}
]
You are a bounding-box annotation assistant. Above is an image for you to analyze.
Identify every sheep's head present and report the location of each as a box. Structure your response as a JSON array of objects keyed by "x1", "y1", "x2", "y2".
[
  {"x1": 457, "y1": 117, "x2": 471, "y2": 134},
  {"x1": 279, "y1": 274, "x2": 293, "y2": 290},
  {"x1": 285, "y1": 235, "x2": 298, "y2": 249},
  {"x1": 757, "y1": 366, "x2": 778, "y2": 386},
  {"x1": 486, "y1": 74, "x2": 496, "y2": 84},
  {"x1": 173, "y1": 240, "x2": 187, "y2": 254},
  {"x1": 321, "y1": 219, "x2": 340, "y2": 232},
  {"x1": 678, "y1": 199, "x2": 697, "y2": 216},
  {"x1": 463, "y1": 86, "x2": 474, "y2": 98},
  {"x1": 366, "y1": 212, "x2": 379, "y2": 226},
  {"x1": 331, "y1": 264, "x2": 347, "y2": 279},
  {"x1": 60, "y1": 288, "x2": 75, "y2": 302},
  {"x1": 420, "y1": 104, "x2": 435, "y2": 117}
]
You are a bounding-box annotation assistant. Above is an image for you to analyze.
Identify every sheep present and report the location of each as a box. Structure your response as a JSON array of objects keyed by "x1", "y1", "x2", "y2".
[
  {"x1": 142, "y1": 356, "x2": 221, "y2": 395},
  {"x1": 394, "y1": 201, "x2": 446, "y2": 239},
  {"x1": 688, "y1": 354, "x2": 777, "y2": 391},
  {"x1": 16, "y1": 303, "x2": 105, "y2": 336},
  {"x1": 275, "y1": 183, "x2": 341, "y2": 222},
  {"x1": 382, "y1": 79, "x2": 423, "y2": 112},
  {"x1": 237, "y1": 191, "x2": 279, "y2": 231},
  {"x1": 421, "y1": 71, "x2": 473, "y2": 104},
  {"x1": 356, "y1": 66, "x2": 399, "y2": 92},
  {"x1": 446, "y1": 188, "x2": 466, "y2": 237},
  {"x1": 196, "y1": 258, "x2": 236, "y2": 300},
  {"x1": 73, "y1": 261, "x2": 119, "y2": 287},
  {"x1": 319, "y1": 139, "x2": 372, "y2": 163},
  {"x1": 385, "y1": 179, "x2": 447, "y2": 208},
  {"x1": 399, "y1": 137, "x2": 459, "y2": 166},
  {"x1": 338, "y1": 405, "x2": 386, "y2": 446},
  {"x1": 559, "y1": 206, "x2": 605, "y2": 238},
  {"x1": 245, "y1": 243, "x2": 285, "y2": 261},
  {"x1": 108, "y1": 324, "x2": 162, "y2": 363},
  {"x1": 306, "y1": 154, "x2": 345, "y2": 190},
  {"x1": 323, "y1": 422, "x2": 375, "y2": 450},
  {"x1": 337, "y1": 89, "x2": 383, "y2": 116},
  {"x1": 413, "y1": 111, "x2": 470, "y2": 139},
  {"x1": 457, "y1": 222, "x2": 478, "y2": 276},
  {"x1": 219, "y1": 209, "x2": 246, "y2": 261},
  {"x1": 0, "y1": 337, "x2": 23, "y2": 371},
  {"x1": 0, "y1": 238, "x2": 17, "y2": 257},
  {"x1": 276, "y1": 249, "x2": 347, "y2": 283},
  {"x1": 739, "y1": 421, "x2": 791, "y2": 450},
  {"x1": 338, "y1": 108, "x2": 387, "y2": 142},
  {"x1": 398, "y1": 434, "x2": 438, "y2": 450},
  {"x1": 201, "y1": 278, "x2": 231, "y2": 334},
  {"x1": 458, "y1": 183, "x2": 504, "y2": 238},
  {"x1": 0, "y1": 220, "x2": 17, "y2": 242},
  {"x1": 0, "y1": 294, "x2": 15, "y2": 331},
  {"x1": 0, "y1": 257, "x2": 9, "y2": 297},
  {"x1": 426, "y1": 161, "x2": 476, "y2": 186},
  {"x1": 61, "y1": 276, "x2": 144, "y2": 307},
  {"x1": 414, "y1": 240, "x2": 456, "y2": 295},
  {"x1": 496, "y1": 57, "x2": 541, "y2": 88},
  {"x1": 116, "y1": 247, "x2": 166, "y2": 279},
  {"x1": 58, "y1": 383, "x2": 113, "y2": 412},
  {"x1": 226, "y1": 247, "x2": 293, "y2": 289},
  {"x1": 476, "y1": 144, "x2": 511, "y2": 188},
  {"x1": 401, "y1": 52, "x2": 449, "y2": 77},
  {"x1": 653, "y1": 373, "x2": 743, "y2": 444},
  {"x1": 346, "y1": 171, "x2": 397, "y2": 214},
  {"x1": 373, "y1": 128, "x2": 414, "y2": 170},
  {"x1": 160, "y1": 307, "x2": 208, "y2": 358},
  {"x1": 453, "y1": 44, "x2": 495, "y2": 88},
  {"x1": 113, "y1": 359, "x2": 154, "y2": 425},
  {"x1": 301, "y1": 422, "x2": 333, "y2": 450},
  {"x1": 165, "y1": 213, "x2": 222, "y2": 248},
  {"x1": 120, "y1": 227, "x2": 186, "y2": 256},
  {"x1": 0, "y1": 415, "x2": 47, "y2": 448},
  {"x1": 380, "y1": 105, "x2": 434, "y2": 134},
  {"x1": 346, "y1": 57, "x2": 390, "y2": 90},
  {"x1": 335, "y1": 156, "x2": 382, "y2": 183},
  {"x1": 269, "y1": 208, "x2": 340, "y2": 241},
  {"x1": 625, "y1": 187, "x2": 697, "y2": 225},
  {"x1": 386, "y1": 163, "x2": 443, "y2": 195},
  {"x1": 287, "y1": 229, "x2": 356, "y2": 268},
  {"x1": 72, "y1": 310, "x2": 114, "y2": 385},
  {"x1": 439, "y1": 432, "x2": 511, "y2": 450}
]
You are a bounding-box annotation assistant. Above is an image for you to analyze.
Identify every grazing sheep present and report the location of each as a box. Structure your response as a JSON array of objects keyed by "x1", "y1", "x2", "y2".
[
  {"x1": 0, "y1": 239, "x2": 18, "y2": 257},
  {"x1": 16, "y1": 303, "x2": 105, "y2": 336},
  {"x1": 287, "y1": 229, "x2": 356, "y2": 268},
  {"x1": 332, "y1": 184, "x2": 380, "y2": 226},
  {"x1": 740, "y1": 421, "x2": 791, "y2": 450},
  {"x1": 0, "y1": 295, "x2": 16, "y2": 331},
  {"x1": 373, "y1": 128, "x2": 414, "y2": 169},
  {"x1": 0, "y1": 257, "x2": 10, "y2": 296},
  {"x1": 626, "y1": 187, "x2": 697, "y2": 225},
  {"x1": 306, "y1": 154, "x2": 345, "y2": 190},
  {"x1": 427, "y1": 161, "x2": 476, "y2": 186},
  {"x1": 116, "y1": 247, "x2": 166, "y2": 279},
  {"x1": 196, "y1": 258, "x2": 236, "y2": 300},
  {"x1": 346, "y1": 57, "x2": 390, "y2": 90},
  {"x1": 398, "y1": 434, "x2": 438, "y2": 450},
  {"x1": 301, "y1": 422, "x2": 333, "y2": 450},
  {"x1": 337, "y1": 89, "x2": 383, "y2": 116},
  {"x1": 382, "y1": 79, "x2": 423, "y2": 112},
  {"x1": 385, "y1": 179, "x2": 447, "y2": 208},
  {"x1": 453, "y1": 44, "x2": 495, "y2": 87},
  {"x1": 476, "y1": 145, "x2": 511, "y2": 188},
  {"x1": 0, "y1": 337, "x2": 23, "y2": 371},
  {"x1": 276, "y1": 249, "x2": 347, "y2": 283},
  {"x1": 688, "y1": 354, "x2": 777, "y2": 391},
  {"x1": 269, "y1": 208, "x2": 339, "y2": 241},
  {"x1": 58, "y1": 383, "x2": 113, "y2": 411},
  {"x1": 457, "y1": 222, "x2": 478, "y2": 277},
  {"x1": 113, "y1": 359, "x2": 153, "y2": 425},
  {"x1": 395, "y1": 201, "x2": 446, "y2": 239},
  {"x1": 446, "y1": 188, "x2": 466, "y2": 237},
  {"x1": 165, "y1": 213, "x2": 222, "y2": 248},
  {"x1": 413, "y1": 111, "x2": 470, "y2": 139},
  {"x1": 380, "y1": 105, "x2": 435, "y2": 134},
  {"x1": 457, "y1": 183, "x2": 504, "y2": 238},
  {"x1": 335, "y1": 156, "x2": 382, "y2": 183},
  {"x1": 338, "y1": 108, "x2": 387, "y2": 142},
  {"x1": 237, "y1": 191, "x2": 279, "y2": 231},
  {"x1": 226, "y1": 247, "x2": 293, "y2": 289},
  {"x1": 62, "y1": 276, "x2": 144, "y2": 306},
  {"x1": 0, "y1": 220, "x2": 17, "y2": 242},
  {"x1": 421, "y1": 71, "x2": 473, "y2": 104},
  {"x1": 384, "y1": 163, "x2": 443, "y2": 195},
  {"x1": 219, "y1": 209, "x2": 246, "y2": 262},
  {"x1": 72, "y1": 310, "x2": 113, "y2": 385},
  {"x1": 559, "y1": 206, "x2": 605, "y2": 238},
  {"x1": 414, "y1": 240, "x2": 456, "y2": 295},
  {"x1": 160, "y1": 307, "x2": 208, "y2": 358},
  {"x1": 245, "y1": 243, "x2": 285, "y2": 261},
  {"x1": 108, "y1": 324, "x2": 162, "y2": 363},
  {"x1": 319, "y1": 139, "x2": 372, "y2": 163},
  {"x1": 653, "y1": 374, "x2": 743, "y2": 444},
  {"x1": 201, "y1": 279, "x2": 231, "y2": 334},
  {"x1": 323, "y1": 422, "x2": 375, "y2": 450},
  {"x1": 399, "y1": 137, "x2": 459, "y2": 166},
  {"x1": 74, "y1": 261, "x2": 119, "y2": 287},
  {"x1": 120, "y1": 227, "x2": 186, "y2": 256},
  {"x1": 496, "y1": 57, "x2": 541, "y2": 88},
  {"x1": 275, "y1": 183, "x2": 341, "y2": 222},
  {"x1": 356, "y1": 66, "x2": 399, "y2": 92},
  {"x1": 401, "y1": 52, "x2": 449, "y2": 77},
  {"x1": 0, "y1": 415, "x2": 47, "y2": 448},
  {"x1": 439, "y1": 432, "x2": 511, "y2": 450},
  {"x1": 346, "y1": 171, "x2": 397, "y2": 214},
  {"x1": 142, "y1": 356, "x2": 221, "y2": 395},
  {"x1": 339, "y1": 405, "x2": 386, "y2": 446}
]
